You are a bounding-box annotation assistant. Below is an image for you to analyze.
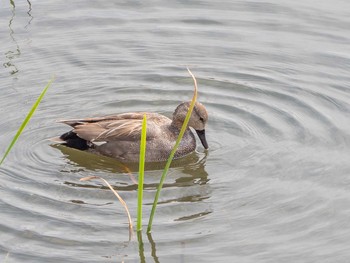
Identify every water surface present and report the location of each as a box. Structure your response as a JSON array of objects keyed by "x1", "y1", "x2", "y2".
[{"x1": 1, "y1": 0, "x2": 350, "y2": 262}]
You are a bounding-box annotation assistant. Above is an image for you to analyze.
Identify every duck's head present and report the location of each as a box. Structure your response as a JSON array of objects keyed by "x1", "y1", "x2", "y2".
[{"x1": 173, "y1": 101, "x2": 209, "y2": 149}]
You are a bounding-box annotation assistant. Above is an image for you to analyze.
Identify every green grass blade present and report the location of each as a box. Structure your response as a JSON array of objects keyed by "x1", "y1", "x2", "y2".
[
  {"x1": 147, "y1": 68, "x2": 198, "y2": 233},
  {"x1": 137, "y1": 114, "x2": 147, "y2": 231},
  {"x1": 0, "y1": 78, "x2": 54, "y2": 166}
]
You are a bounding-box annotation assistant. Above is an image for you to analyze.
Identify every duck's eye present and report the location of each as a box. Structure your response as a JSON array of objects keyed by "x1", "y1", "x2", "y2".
[{"x1": 199, "y1": 117, "x2": 204, "y2": 122}]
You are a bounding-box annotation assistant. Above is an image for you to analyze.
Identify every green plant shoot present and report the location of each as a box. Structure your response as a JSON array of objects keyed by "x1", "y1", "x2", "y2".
[
  {"x1": 137, "y1": 114, "x2": 147, "y2": 231},
  {"x1": 147, "y1": 68, "x2": 198, "y2": 233},
  {"x1": 0, "y1": 78, "x2": 54, "y2": 166}
]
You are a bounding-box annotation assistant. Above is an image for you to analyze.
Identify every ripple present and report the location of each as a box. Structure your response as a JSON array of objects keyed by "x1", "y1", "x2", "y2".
[{"x1": 1, "y1": 0, "x2": 350, "y2": 261}]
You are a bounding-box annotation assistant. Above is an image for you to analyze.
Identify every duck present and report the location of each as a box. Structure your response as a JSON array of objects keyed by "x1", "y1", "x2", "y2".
[{"x1": 52, "y1": 101, "x2": 208, "y2": 162}]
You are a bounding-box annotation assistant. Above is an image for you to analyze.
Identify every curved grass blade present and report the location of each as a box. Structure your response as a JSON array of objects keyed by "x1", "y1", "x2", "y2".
[
  {"x1": 137, "y1": 114, "x2": 147, "y2": 231},
  {"x1": 80, "y1": 176, "x2": 133, "y2": 235},
  {"x1": 147, "y1": 68, "x2": 198, "y2": 233},
  {"x1": 0, "y1": 78, "x2": 54, "y2": 166}
]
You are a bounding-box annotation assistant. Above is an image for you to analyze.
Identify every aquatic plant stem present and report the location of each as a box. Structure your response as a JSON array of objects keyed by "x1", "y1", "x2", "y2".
[
  {"x1": 0, "y1": 78, "x2": 54, "y2": 166},
  {"x1": 147, "y1": 68, "x2": 198, "y2": 233},
  {"x1": 137, "y1": 231, "x2": 146, "y2": 262},
  {"x1": 137, "y1": 115, "x2": 147, "y2": 231}
]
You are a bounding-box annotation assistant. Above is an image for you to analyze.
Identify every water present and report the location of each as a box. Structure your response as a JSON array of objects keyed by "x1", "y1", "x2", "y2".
[{"x1": 1, "y1": 0, "x2": 350, "y2": 262}]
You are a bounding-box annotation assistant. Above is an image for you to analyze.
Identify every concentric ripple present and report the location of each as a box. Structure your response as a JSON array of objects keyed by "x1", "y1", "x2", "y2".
[
  {"x1": 2, "y1": 67, "x2": 350, "y2": 262},
  {"x1": 1, "y1": 0, "x2": 350, "y2": 262}
]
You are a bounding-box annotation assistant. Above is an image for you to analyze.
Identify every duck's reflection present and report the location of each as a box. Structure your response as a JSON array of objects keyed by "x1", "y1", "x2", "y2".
[
  {"x1": 51, "y1": 144, "x2": 208, "y2": 183},
  {"x1": 54, "y1": 144, "x2": 211, "y2": 263},
  {"x1": 53, "y1": 144, "x2": 209, "y2": 189},
  {"x1": 51, "y1": 145, "x2": 212, "y2": 263}
]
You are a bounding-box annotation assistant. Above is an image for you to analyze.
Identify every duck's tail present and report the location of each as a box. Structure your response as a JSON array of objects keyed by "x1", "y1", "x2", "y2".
[{"x1": 49, "y1": 130, "x2": 89, "y2": 150}]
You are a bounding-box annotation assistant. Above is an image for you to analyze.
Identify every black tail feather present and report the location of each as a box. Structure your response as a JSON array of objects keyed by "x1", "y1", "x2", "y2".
[{"x1": 60, "y1": 131, "x2": 89, "y2": 150}]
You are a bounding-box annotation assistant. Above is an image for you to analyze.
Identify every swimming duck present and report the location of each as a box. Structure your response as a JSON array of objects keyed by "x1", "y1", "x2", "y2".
[{"x1": 52, "y1": 101, "x2": 208, "y2": 162}]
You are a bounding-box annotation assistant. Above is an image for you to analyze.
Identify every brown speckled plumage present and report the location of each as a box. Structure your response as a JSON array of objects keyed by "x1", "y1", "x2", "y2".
[{"x1": 53, "y1": 102, "x2": 208, "y2": 162}]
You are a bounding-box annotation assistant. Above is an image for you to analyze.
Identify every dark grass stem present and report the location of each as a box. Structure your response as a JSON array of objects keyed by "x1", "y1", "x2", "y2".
[
  {"x1": 147, "y1": 68, "x2": 198, "y2": 233},
  {"x1": 0, "y1": 78, "x2": 53, "y2": 166}
]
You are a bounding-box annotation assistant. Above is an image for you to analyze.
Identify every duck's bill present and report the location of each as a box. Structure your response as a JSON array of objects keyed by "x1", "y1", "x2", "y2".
[{"x1": 195, "y1": 129, "x2": 209, "y2": 149}]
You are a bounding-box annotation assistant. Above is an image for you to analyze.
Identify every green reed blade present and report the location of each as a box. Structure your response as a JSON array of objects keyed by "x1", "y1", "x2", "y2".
[
  {"x1": 137, "y1": 114, "x2": 147, "y2": 231},
  {"x1": 147, "y1": 68, "x2": 198, "y2": 233},
  {"x1": 0, "y1": 78, "x2": 54, "y2": 166}
]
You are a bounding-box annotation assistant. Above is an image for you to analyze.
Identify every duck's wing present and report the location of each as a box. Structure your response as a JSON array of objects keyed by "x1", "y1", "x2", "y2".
[
  {"x1": 58, "y1": 113, "x2": 145, "y2": 127},
  {"x1": 58, "y1": 113, "x2": 167, "y2": 142}
]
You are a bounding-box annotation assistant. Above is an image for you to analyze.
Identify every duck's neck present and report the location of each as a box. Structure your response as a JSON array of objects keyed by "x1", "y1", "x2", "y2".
[{"x1": 170, "y1": 119, "x2": 188, "y2": 131}]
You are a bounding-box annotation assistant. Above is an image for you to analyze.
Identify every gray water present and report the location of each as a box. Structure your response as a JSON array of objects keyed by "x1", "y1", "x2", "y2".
[{"x1": 1, "y1": 0, "x2": 350, "y2": 262}]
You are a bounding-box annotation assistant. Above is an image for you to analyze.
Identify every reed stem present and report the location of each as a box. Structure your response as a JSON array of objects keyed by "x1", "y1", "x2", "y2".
[
  {"x1": 147, "y1": 68, "x2": 198, "y2": 233},
  {"x1": 137, "y1": 115, "x2": 147, "y2": 231}
]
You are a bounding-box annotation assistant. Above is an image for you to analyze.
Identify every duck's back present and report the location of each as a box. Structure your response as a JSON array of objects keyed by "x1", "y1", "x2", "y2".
[
  {"x1": 94, "y1": 116, "x2": 196, "y2": 162},
  {"x1": 56, "y1": 110, "x2": 198, "y2": 162}
]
